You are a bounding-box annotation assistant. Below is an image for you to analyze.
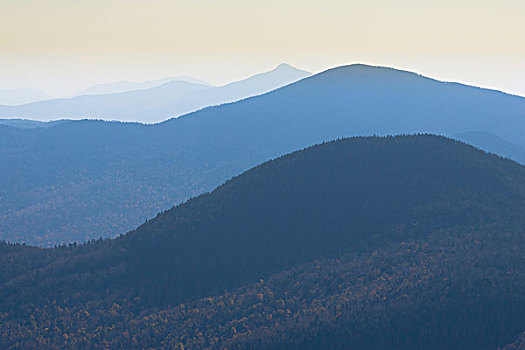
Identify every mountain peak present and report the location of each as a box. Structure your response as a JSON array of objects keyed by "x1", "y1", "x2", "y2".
[
  {"x1": 275, "y1": 62, "x2": 295, "y2": 69},
  {"x1": 319, "y1": 63, "x2": 417, "y2": 77},
  {"x1": 273, "y1": 62, "x2": 308, "y2": 74}
]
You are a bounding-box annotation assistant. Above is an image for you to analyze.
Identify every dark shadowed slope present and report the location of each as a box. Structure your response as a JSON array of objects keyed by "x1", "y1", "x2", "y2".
[
  {"x1": 1, "y1": 135, "x2": 525, "y2": 349},
  {"x1": 0, "y1": 64, "x2": 524, "y2": 245},
  {"x1": 0, "y1": 64, "x2": 310, "y2": 122}
]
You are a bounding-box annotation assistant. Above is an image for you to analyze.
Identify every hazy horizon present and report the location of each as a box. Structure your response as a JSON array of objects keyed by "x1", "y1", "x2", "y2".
[
  {"x1": 1, "y1": 0, "x2": 523, "y2": 97},
  {"x1": 1, "y1": 62, "x2": 524, "y2": 104}
]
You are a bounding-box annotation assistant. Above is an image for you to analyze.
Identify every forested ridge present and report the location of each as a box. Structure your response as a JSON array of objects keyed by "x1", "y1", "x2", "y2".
[{"x1": 1, "y1": 135, "x2": 525, "y2": 349}]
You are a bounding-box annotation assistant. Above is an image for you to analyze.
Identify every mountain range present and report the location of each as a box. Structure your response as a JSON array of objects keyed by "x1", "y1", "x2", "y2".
[
  {"x1": 74, "y1": 75, "x2": 211, "y2": 96},
  {"x1": 0, "y1": 63, "x2": 311, "y2": 122},
  {"x1": 0, "y1": 64, "x2": 524, "y2": 246},
  {"x1": 0, "y1": 65, "x2": 525, "y2": 246},
  {"x1": 1, "y1": 135, "x2": 524, "y2": 349}
]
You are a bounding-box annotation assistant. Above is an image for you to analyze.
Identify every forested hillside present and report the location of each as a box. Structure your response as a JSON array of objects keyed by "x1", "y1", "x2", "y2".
[
  {"x1": 1, "y1": 64, "x2": 524, "y2": 245},
  {"x1": 1, "y1": 135, "x2": 525, "y2": 349},
  {"x1": 504, "y1": 333, "x2": 525, "y2": 350}
]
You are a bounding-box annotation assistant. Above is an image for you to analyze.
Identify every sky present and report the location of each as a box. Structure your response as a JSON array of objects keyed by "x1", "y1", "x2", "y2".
[{"x1": 0, "y1": 0, "x2": 524, "y2": 96}]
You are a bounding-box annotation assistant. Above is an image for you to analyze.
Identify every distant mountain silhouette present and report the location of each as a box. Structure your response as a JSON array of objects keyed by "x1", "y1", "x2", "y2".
[
  {"x1": 75, "y1": 76, "x2": 211, "y2": 95},
  {"x1": 1, "y1": 135, "x2": 525, "y2": 349},
  {"x1": 0, "y1": 64, "x2": 311, "y2": 122},
  {"x1": 163, "y1": 63, "x2": 312, "y2": 118},
  {"x1": 0, "y1": 88, "x2": 53, "y2": 106},
  {"x1": 0, "y1": 80, "x2": 211, "y2": 122},
  {"x1": 0, "y1": 64, "x2": 524, "y2": 245}
]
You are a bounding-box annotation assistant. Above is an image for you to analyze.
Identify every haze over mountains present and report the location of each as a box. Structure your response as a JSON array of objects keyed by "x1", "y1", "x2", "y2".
[
  {"x1": 3, "y1": 0, "x2": 524, "y2": 345},
  {"x1": 0, "y1": 77, "x2": 211, "y2": 107},
  {"x1": 75, "y1": 76, "x2": 211, "y2": 96},
  {"x1": 1, "y1": 64, "x2": 524, "y2": 246},
  {"x1": 0, "y1": 63, "x2": 311, "y2": 122},
  {"x1": 0, "y1": 88, "x2": 53, "y2": 106},
  {"x1": 1, "y1": 135, "x2": 525, "y2": 349}
]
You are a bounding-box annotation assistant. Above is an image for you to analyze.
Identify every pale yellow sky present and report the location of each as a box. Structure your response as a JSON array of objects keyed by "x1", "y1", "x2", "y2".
[{"x1": 1, "y1": 0, "x2": 524, "y2": 96}]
